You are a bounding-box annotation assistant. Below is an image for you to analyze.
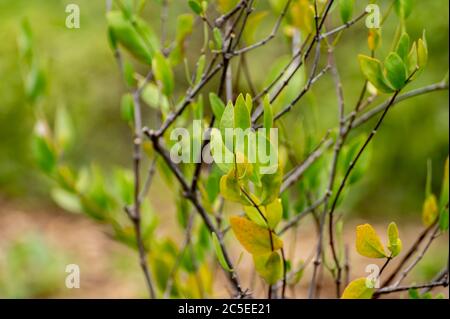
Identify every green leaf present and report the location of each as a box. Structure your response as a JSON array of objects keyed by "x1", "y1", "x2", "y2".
[
  {"x1": 51, "y1": 188, "x2": 82, "y2": 214},
  {"x1": 407, "y1": 42, "x2": 418, "y2": 75},
  {"x1": 121, "y1": 93, "x2": 135, "y2": 123},
  {"x1": 152, "y1": 52, "x2": 174, "y2": 96},
  {"x1": 417, "y1": 32, "x2": 428, "y2": 69},
  {"x1": 341, "y1": 278, "x2": 374, "y2": 299},
  {"x1": 213, "y1": 28, "x2": 223, "y2": 50},
  {"x1": 384, "y1": 52, "x2": 407, "y2": 90},
  {"x1": 188, "y1": 0, "x2": 203, "y2": 15},
  {"x1": 114, "y1": 168, "x2": 134, "y2": 205},
  {"x1": 422, "y1": 194, "x2": 439, "y2": 227},
  {"x1": 212, "y1": 232, "x2": 232, "y2": 272},
  {"x1": 339, "y1": 0, "x2": 354, "y2": 24},
  {"x1": 245, "y1": 94, "x2": 253, "y2": 114},
  {"x1": 55, "y1": 105, "x2": 75, "y2": 151},
  {"x1": 396, "y1": 33, "x2": 410, "y2": 61},
  {"x1": 123, "y1": 60, "x2": 136, "y2": 87},
  {"x1": 408, "y1": 288, "x2": 420, "y2": 299},
  {"x1": 141, "y1": 83, "x2": 170, "y2": 114},
  {"x1": 194, "y1": 54, "x2": 206, "y2": 85},
  {"x1": 25, "y1": 66, "x2": 46, "y2": 103},
  {"x1": 219, "y1": 101, "x2": 234, "y2": 136},
  {"x1": 134, "y1": 16, "x2": 160, "y2": 53},
  {"x1": 358, "y1": 55, "x2": 394, "y2": 93},
  {"x1": 205, "y1": 164, "x2": 222, "y2": 204},
  {"x1": 176, "y1": 14, "x2": 194, "y2": 43},
  {"x1": 234, "y1": 94, "x2": 251, "y2": 130},
  {"x1": 209, "y1": 93, "x2": 225, "y2": 119},
  {"x1": 230, "y1": 216, "x2": 283, "y2": 255},
  {"x1": 243, "y1": 11, "x2": 268, "y2": 43},
  {"x1": 210, "y1": 128, "x2": 233, "y2": 173},
  {"x1": 32, "y1": 121, "x2": 56, "y2": 174},
  {"x1": 387, "y1": 222, "x2": 402, "y2": 257},
  {"x1": 259, "y1": 165, "x2": 282, "y2": 205},
  {"x1": 266, "y1": 198, "x2": 282, "y2": 230},
  {"x1": 253, "y1": 252, "x2": 283, "y2": 285},
  {"x1": 107, "y1": 11, "x2": 153, "y2": 64},
  {"x1": 356, "y1": 224, "x2": 387, "y2": 258},
  {"x1": 244, "y1": 205, "x2": 267, "y2": 228},
  {"x1": 394, "y1": 0, "x2": 413, "y2": 20}
]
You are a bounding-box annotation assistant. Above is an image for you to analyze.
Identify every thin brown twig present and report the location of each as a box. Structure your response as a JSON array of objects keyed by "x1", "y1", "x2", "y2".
[
  {"x1": 326, "y1": 48, "x2": 346, "y2": 298},
  {"x1": 374, "y1": 278, "x2": 449, "y2": 296},
  {"x1": 392, "y1": 224, "x2": 441, "y2": 288},
  {"x1": 232, "y1": 0, "x2": 292, "y2": 55}
]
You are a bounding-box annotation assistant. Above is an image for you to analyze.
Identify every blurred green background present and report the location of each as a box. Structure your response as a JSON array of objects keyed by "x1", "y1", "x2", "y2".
[
  {"x1": 0, "y1": 0, "x2": 448, "y2": 215},
  {"x1": 0, "y1": 0, "x2": 448, "y2": 298}
]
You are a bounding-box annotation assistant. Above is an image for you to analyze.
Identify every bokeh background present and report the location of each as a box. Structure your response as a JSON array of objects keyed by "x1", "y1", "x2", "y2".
[{"x1": 0, "y1": 0, "x2": 448, "y2": 298}]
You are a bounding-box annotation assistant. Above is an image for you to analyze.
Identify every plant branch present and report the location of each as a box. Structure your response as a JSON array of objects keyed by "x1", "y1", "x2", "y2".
[
  {"x1": 374, "y1": 277, "x2": 449, "y2": 296},
  {"x1": 392, "y1": 224, "x2": 440, "y2": 288},
  {"x1": 143, "y1": 128, "x2": 246, "y2": 297},
  {"x1": 232, "y1": 0, "x2": 292, "y2": 55}
]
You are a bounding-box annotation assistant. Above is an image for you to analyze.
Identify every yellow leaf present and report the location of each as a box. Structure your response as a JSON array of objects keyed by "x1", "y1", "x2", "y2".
[
  {"x1": 230, "y1": 216, "x2": 283, "y2": 255},
  {"x1": 341, "y1": 278, "x2": 374, "y2": 299},
  {"x1": 356, "y1": 224, "x2": 387, "y2": 258},
  {"x1": 290, "y1": 0, "x2": 315, "y2": 34},
  {"x1": 387, "y1": 222, "x2": 402, "y2": 257},
  {"x1": 219, "y1": 169, "x2": 251, "y2": 205},
  {"x1": 422, "y1": 194, "x2": 438, "y2": 227}
]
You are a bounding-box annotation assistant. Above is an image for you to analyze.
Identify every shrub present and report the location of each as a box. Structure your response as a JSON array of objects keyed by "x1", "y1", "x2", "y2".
[{"x1": 19, "y1": 0, "x2": 448, "y2": 299}]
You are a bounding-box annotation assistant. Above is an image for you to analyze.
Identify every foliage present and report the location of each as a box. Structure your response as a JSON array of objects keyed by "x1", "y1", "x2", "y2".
[{"x1": 14, "y1": 0, "x2": 449, "y2": 299}]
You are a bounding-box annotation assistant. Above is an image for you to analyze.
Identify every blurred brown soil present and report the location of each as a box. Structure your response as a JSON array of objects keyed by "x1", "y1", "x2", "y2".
[{"x1": 0, "y1": 197, "x2": 448, "y2": 299}]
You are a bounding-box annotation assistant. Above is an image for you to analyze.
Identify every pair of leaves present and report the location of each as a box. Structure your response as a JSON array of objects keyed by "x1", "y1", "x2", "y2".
[
  {"x1": 358, "y1": 32, "x2": 428, "y2": 93},
  {"x1": 356, "y1": 222, "x2": 402, "y2": 258},
  {"x1": 358, "y1": 53, "x2": 406, "y2": 93}
]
